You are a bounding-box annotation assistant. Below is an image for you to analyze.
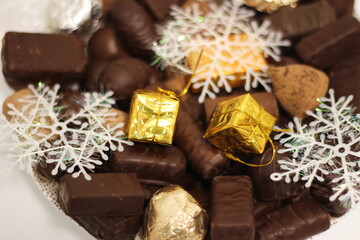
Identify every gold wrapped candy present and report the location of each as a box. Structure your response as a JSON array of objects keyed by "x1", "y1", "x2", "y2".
[
  {"x1": 187, "y1": 34, "x2": 267, "y2": 91},
  {"x1": 204, "y1": 93, "x2": 276, "y2": 160},
  {"x1": 144, "y1": 185, "x2": 208, "y2": 240},
  {"x1": 244, "y1": 0, "x2": 298, "y2": 13},
  {"x1": 127, "y1": 89, "x2": 180, "y2": 145}
]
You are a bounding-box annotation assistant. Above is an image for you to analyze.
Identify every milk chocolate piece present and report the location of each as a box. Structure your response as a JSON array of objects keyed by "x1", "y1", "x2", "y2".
[
  {"x1": 248, "y1": 144, "x2": 303, "y2": 201},
  {"x1": 110, "y1": 143, "x2": 187, "y2": 185},
  {"x1": 2, "y1": 32, "x2": 87, "y2": 90},
  {"x1": 58, "y1": 173, "x2": 145, "y2": 216},
  {"x1": 74, "y1": 215, "x2": 142, "y2": 240},
  {"x1": 189, "y1": 186, "x2": 211, "y2": 213},
  {"x1": 110, "y1": 0, "x2": 156, "y2": 56},
  {"x1": 56, "y1": 91, "x2": 84, "y2": 121},
  {"x1": 256, "y1": 198, "x2": 331, "y2": 240},
  {"x1": 211, "y1": 176, "x2": 255, "y2": 240},
  {"x1": 265, "y1": 1, "x2": 336, "y2": 38},
  {"x1": 99, "y1": 58, "x2": 152, "y2": 100},
  {"x1": 174, "y1": 108, "x2": 229, "y2": 180},
  {"x1": 326, "y1": 0, "x2": 354, "y2": 17},
  {"x1": 296, "y1": 16, "x2": 360, "y2": 69},
  {"x1": 83, "y1": 61, "x2": 108, "y2": 92},
  {"x1": 254, "y1": 200, "x2": 282, "y2": 218},
  {"x1": 141, "y1": 0, "x2": 181, "y2": 20},
  {"x1": 88, "y1": 27, "x2": 128, "y2": 61},
  {"x1": 36, "y1": 161, "x2": 66, "y2": 181}
]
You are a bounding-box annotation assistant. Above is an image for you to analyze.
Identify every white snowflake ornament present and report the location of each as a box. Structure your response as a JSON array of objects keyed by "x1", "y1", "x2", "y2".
[
  {"x1": 271, "y1": 89, "x2": 360, "y2": 207},
  {"x1": 1, "y1": 84, "x2": 133, "y2": 180},
  {"x1": 153, "y1": 0, "x2": 290, "y2": 103}
]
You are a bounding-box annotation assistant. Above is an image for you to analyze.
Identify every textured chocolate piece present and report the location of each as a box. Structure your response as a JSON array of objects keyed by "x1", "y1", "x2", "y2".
[
  {"x1": 174, "y1": 108, "x2": 229, "y2": 180},
  {"x1": 256, "y1": 198, "x2": 331, "y2": 240},
  {"x1": 110, "y1": 143, "x2": 187, "y2": 184},
  {"x1": 141, "y1": 0, "x2": 181, "y2": 20},
  {"x1": 326, "y1": 0, "x2": 354, "y2": 17},
  {"x1": 74, "y1": 215, "x2": 142, "y2": 240},
  {"x1": 2, "y1": 32, "x2": 87, "y2": 90},
  {"x1": 204, "y1": 92, "x2": 279, "y2": 123},
  {"x1": 211, "y1": 176, "x2": 255, "y2": 240},
  {"x1": 248, "y1": 144, "x2": 303, "y2": 201},
  {"x1": 99, "y1": 58, "x2": 152, "y2": 100},
  {"x1": 88, "y1": 27, "x2": 128, "y2": 61},
  {"x1": 296, "y1": 16, "x2": 360, "y2": 69},
  {"x1": 265, "y1": 1, "x2": 336, "y2": 38},
  {"x1": 58, "y1": 173, "x2": 145, "y2": 216},
  {"x1": 110, "y1": 0, "x2": 156, "y2": 56}
]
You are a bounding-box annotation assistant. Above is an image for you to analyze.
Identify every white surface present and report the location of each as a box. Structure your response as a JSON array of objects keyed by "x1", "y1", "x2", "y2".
[{"x1": 0, "y1": 1, "x2": 360, "y2": 240}]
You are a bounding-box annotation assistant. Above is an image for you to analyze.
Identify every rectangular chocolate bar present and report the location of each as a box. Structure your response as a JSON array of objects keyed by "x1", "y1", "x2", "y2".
[
  {"x1": 58, "y1": 173, "x2": 145, "y2": 217},
  {"x1": 296, "y1": 16, "x2": 360, "y2": 69},
  {"x1": 211, "y1": 176, "x2": 255, "y2": 240},
  {"x1": 2, "y1": 32, "x2": 87, "y2": 90},
  {"x1": 256, "y1": 198, "x2": 330, "y2": 240}
]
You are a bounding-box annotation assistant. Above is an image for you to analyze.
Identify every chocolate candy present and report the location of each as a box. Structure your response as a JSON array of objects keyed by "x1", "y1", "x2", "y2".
[
  {"x1": 326, "y1": 0, "x2": 354, "y2": 17},
  {"x1": 110, "y1": 143, "x2": 187, "y2": 185},
  {"x1": 83, "y1": 61, "x2": 108, "y2": 92},
  {"x1": 58, "y1": 173, "x2": 145, "y2": 216},
  {"x1": 256, "y1": 198, "x2": 331, "y2": 240},
  {"x1": 254, "y1": 199, "x2": 282, "y2": 218},
  {"x1": 211, "y1": 176, "x2": 255, "y2": 240},
  {"x1": 88, "y1": 27, "x2": 128, "y2": 61},
  {"x1": 248, "y1": 144, "x2": 303, "y2": 201},
  {"x1": 73, "y1": 215, "x2": 142, "y2": 240},
  {"x1": 36, "y1": 161, "x2": 66, "y2": 181},
  {"x1": 296, "y1": 16, "x2": 360, "y2": 69},
  {"x1": 99, "y1": 58, "x2": 152, "y2": 100},
  {"x1": 56, "y1": 91, "x2": 84, "y2": 121},
  {"x1": 174, "y1": 108, "x2": 229, "y2": 180},
  {"x1": 110, "y1": 0, "x2": 156, "y2": 56},
  {"x1": 2, "y1": 32, "x2": 87, "y2": 90},
  {"x1": 140, "y1": 0, "x2": 181, "y2": 20},
  {"x1": 189, "y1": 186, "x2": 211, "y2": 213},
  {"x1": 265, "y1": 1, "x2": 336, "y2": 38}
]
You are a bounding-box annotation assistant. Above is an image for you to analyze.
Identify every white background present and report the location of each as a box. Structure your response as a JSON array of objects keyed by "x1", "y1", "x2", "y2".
[{"x1": 0, "y1": 1, "x2": 360, "y2": 240}]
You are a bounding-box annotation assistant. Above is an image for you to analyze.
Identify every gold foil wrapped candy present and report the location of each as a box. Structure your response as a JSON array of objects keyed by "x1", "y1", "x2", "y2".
[
  {"x1": 244, "y1": 0, "x2": 298, "y2": 13},
  {"x1": 127, "y1": 89, "x2": 180, "y2": 145},
  {"x1": 204, "y1": 94, "x2": 276, "y2": 161},
  {"x1": 144, "y1": 185, "x2": 208, "y2": 240}
]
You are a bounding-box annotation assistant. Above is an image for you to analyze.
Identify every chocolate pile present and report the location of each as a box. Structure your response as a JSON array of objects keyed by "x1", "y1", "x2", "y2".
[{"x1": 1, "y1": 0, "x2": 359, "y2": 240}]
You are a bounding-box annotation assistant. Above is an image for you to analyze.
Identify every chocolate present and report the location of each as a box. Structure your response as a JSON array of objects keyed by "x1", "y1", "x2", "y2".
[
  {"x1": 36, "y1": 161, "x2": 66, "y2": 181},
  {"x1": 82, "y1": 61, "x2": 108, "y2": 92},
  {"x1": 248, "y1": 144, "x2": 303, "y2": 201},
  {"x1": 140, "y1": 0, "x2": 181, "y2": 20},
  {"x1": 211, "y1": 176, "x2": 255, "y2": 240},
  {"x1": 265, "y1": 1, "x2": 336, "y2": 38},
  {"x1": 296, "y1": 16, "x2": 360, "y2": 69},
  {"x1": 88, "y1": 27, "x2": 128, "y2": 61},
  {"x1": 254, "y1": 200, "x2": 282, "y2": 218},
  {"x1": 73, "y1": 215, "x2": 142, "y2": 240},
  {"x1": 56, "y1": 91, "x2": 84, "y2": 121},
  {"x1": 174, "y1": 108, "x2": 229, "y2": 180},
  {"x1": 204, "y1": 92, "x2": 279, "y2": 123},
  {"x1": 110, "y1": 0, "x2": 156, "y2": 56},
  {"x1": 58, "y1": 173, "x2": 145, "y2": 216},
  {"x1": 326, "y1": 0, "x2": 354, "y2": 17},
  {"x1": 2, "y1": 32, "x2": 87, "y2": 90},
  {"x1": 110, "y1": 143, "x2": 187, "y2": 185},
  {"x1": 256, "y1": 198, "x2": 331, "y2": 240},
  {"x1": 189, "y1": 186, "x2": 211, "y2": 213},
  {"x1": 99, "y1": 58, "x2": 152, "y2": 100}
]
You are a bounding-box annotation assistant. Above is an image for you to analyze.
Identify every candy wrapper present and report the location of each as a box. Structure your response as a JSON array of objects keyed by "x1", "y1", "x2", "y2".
[
  {"x1": 204, "y1": 94, "x2": 276, "y2": 160},
  {"x1": 244, "y1": 0, "x2": 298, "y2": 13},
  {"x1": 143, "y1": 185, "x2": 208, "y2": 240},
  {"x1": 127, "y1": 89, "x2": 180, "y2": 145}
]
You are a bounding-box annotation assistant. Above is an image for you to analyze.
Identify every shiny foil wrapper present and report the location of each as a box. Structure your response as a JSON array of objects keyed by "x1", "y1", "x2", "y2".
[
  {"x1": 204, "y1": 93, "x2": 276, "y2": 155},
  {"x1": 144, "y1": 185, "x2": 208, "y2": 240},
  {"x1": 127, "y1": 89, "x2": 180, "y2": 145},
  {"x1": 48, "y1": 0, "x2": 102, "y2": 34},
  {"x1": 187, "y1": 34, "x2": 267, "y2": 92},
  {"x1": 244, "y1": 0, "x2": 299, "y2": 13}
]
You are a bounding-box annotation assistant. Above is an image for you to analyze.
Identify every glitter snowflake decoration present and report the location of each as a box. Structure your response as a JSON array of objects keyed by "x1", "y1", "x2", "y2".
[
  {"x1": 153, "y1": 0, "x2": 290, "y2": 103},
  {"x1": 271, "y1": 89, "x2": 360, "y2": 206},
  {"x1": 1, "y1": 84, "x2": 133, "y2": 180}
]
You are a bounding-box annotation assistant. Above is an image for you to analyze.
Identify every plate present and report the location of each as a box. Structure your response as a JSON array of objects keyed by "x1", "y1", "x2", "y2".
[{"x1": 0, "y1": 0, "x2": 359, "y2": 239}]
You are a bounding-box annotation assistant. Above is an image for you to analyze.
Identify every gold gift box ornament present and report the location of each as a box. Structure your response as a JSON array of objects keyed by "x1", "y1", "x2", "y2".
[{"x1": 204, "y1": 93, "x2": 278, "y2": 166}]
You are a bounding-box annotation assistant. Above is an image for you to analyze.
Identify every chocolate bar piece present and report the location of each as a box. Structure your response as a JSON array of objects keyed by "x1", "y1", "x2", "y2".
[
  {"x1": 296, "y1": 16, "x2": 360, "y2": 69},
  {"x1": 265, "y1": 1, "x2": 336, "y2": 38},
  {"x1": 248, "y1": 144, "x2": 303, "y2": 201},
  {"x1": 110, "y1": 143, "x2": 187, "y2": 185},
  {"x1": 256, "y1": 198, "x2": 331, "y2": 240},
  {"x1": 74, "y1": 215, "x2": 142, "y2": 240},
  {"x1": 174, "y1": 108, "x2": 229, "y2": 180},
  {"x1": 2, "y1": 32, "x2": 87, "y2": 90},
  {"x1": 58, "y1": 173, "x2": 145, "y2": 217},
  {"x1": 141, "y1": 0, "x2": 181, "y2": 20},
  {"x1": 110, "y1": 0, "x2": 156, "y2": 56},
  {"x1": 211, "y1": 176, "x2": 255, "y2": 240}
]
